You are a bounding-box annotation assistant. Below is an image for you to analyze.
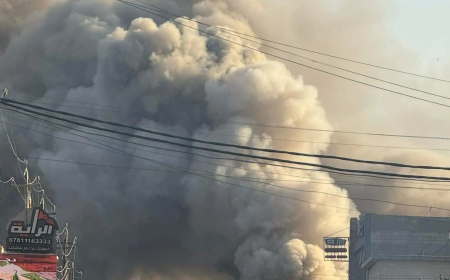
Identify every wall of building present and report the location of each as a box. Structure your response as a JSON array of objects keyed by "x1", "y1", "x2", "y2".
[
  {"x1": 369, "y1": 215, "x2": 450, "y2": 257},
  {"x1": 369, "y1": 260, "x2": 450, "y2": 280},
  {"x1": 353, "y1": 215, "x2": 450, "y2": 269},
  {"x1": 350, "y1": 214, "x2": 450, "y2": 280},
  {"x1": 350, "y1": 217, "x2": 364, "y2": 280}
]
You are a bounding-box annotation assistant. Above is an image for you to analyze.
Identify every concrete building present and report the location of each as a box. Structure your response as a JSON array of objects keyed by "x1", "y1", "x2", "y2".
[{"x1": 349, "y1": 214, "x2": 450, "y2": 280}]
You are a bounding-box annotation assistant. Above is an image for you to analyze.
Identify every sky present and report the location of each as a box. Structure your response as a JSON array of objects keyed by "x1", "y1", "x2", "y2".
[{"x1": 388, "y1": 0, "x2": 450, "y2": 65}]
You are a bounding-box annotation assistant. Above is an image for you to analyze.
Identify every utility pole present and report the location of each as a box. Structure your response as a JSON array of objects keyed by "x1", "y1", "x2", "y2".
[
  {"x1": 63, "y1": 232, "x2": 67, "y2": 271},
  {"x1": 14, "y1": 163, "x2": 39, "y2": 221},
  {"x1": 57, "y1": 223, "x2": 78, "y2": 280}
]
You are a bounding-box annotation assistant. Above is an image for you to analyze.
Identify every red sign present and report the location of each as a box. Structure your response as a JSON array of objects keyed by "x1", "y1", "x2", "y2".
[{"x1": 0, "y1": 253, "x2": 56, "y2": 280}]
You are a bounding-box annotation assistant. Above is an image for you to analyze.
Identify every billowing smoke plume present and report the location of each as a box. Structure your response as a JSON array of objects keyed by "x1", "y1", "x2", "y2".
[
  {"x1": 0, "y1": 0, "x2": 59, "y2": 51},
  {"x1": 0, "y1": 0, "x2": 448, "y2": 279}
]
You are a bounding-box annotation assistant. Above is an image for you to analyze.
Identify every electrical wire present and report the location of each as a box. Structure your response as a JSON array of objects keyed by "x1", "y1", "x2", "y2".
[
  {"x1": 13, "y1": 92, "x2": 124, "y2": 109},
  {"x1": 132, "y1": 0, "x2": 450, "y2": 83},
  {"x1": 3, "y1": 107, "x2": 450, "y2": 215},
  {"x1": 32, "y1": 178, "x2": 57, "y2": 215},
  {"x1": 4, "y1": 105, "x2": 450, "y2": 186},
  {"x1": 4, "y1": 98, "x2": 450, "y2": 172},
  {"x1": 58, "y1": 237, "x2": 77, "y2": 257},
  {"x1": 3, "y1": 141, "x2": 450, "y2": 193},
  {"x1": 0, "y1": 107, "x2": 368, "y2": 213},
  {"x1": 56, "y1": 225, "x2": 69, "y2": 237},
  {"x1": 10, "y1": 181, "x2": 26, "y2": 202},
  {"x1": 0, "y1": 107, "x2": 29, "y2": 202},
  {"x1": 223, "y1": 174, "x2": 450, "y2": 212},
  {"x1": 325, "y1": 227, "x2": 350, "y2": 237},
  {"x1": 223, "y1": 120, "x2": 450, "y2": 141},
  {"x1": 36, "y1": 122, "x2": 365, "y2": 213},
  {"x1": 0, "y1": 90, "x2": 55, "y2": 212},
  {"x1": 0, "y1": 177, "x2": 15, "y2": 184},
  {"x1": 18, "y1": 113, "x2": 370, "y2": 212},
  {"x1": 13, "y1": 92, "x2": 450, "y2": 151},
  {"x1": 4, "y1": 111, "x2": 450, "y2": 222},
  {"x1": 129, "y1": 0, "x2": 450, "y2": 101},
  {"x1": 12, "y1": 96, "x2": 450, "y2": 153},
  {"x1": 2, "y1": 104, "x2": 450, "y2": 186},
  {"x1": 119, "y1": 1, "x2": 450, "y2": 109},
  {"x1": 15, "y1": 99, "x2": 126, "y2": 114},
  {"x1": 0, "y1": 88, "x2": 28, "y2": 188},
  {"x1": 3, "y1": 100, "x2": 450, "y2": 181},
  {"x1": 0, "y1": 108, "x2": 27, "y2": 166},
  {"x1": 6, "y1": 107, "x2": 26, "y2": 182},
  {"x1": 5, "y1": 109, "x2": 449, "y2": 213}
]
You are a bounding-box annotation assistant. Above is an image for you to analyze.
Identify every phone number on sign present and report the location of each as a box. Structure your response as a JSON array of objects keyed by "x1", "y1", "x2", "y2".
[{"x1": 8, "y1": 237, "x2": 51, "y2": 244}]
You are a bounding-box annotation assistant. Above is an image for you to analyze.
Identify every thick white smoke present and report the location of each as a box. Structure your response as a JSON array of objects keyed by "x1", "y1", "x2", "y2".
[{"x1": 2, "y1": 0, "x2": 448, "y2": 279}]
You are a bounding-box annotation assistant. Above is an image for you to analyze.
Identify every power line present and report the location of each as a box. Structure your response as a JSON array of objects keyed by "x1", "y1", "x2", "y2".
[
  {"x1": 13, "y1": 93, "x2": 450, "y2": 149},
  {"x1": 4, "y1": 113, "x2": 450, "y2": 220},
  {"x1": 14, "y1": 98, "x2": 126, "y2": 114},
  {"x1": 5, "y1": 100, "x2": 450, "y2": 181},
  {"x1": 325, "y1": 227, "x2": 350, "y2": 237},
  {"x1": 5, "y1": 149, "x2": 450, "y2": 193},
  {"x1": 2, "y1": 109, "x2": 450, "y2": 213},
  {"x1": 132, "y1": 0, "x2": 449, "y2": 83},
  {"x1": 118, "y1": 1, "x2": 450, "y2": 109},
  {"x1": 4, "y1": 109, "x2": 450, "y2": 214},
  {"x1": 0, "y1": 95, "x2": 28, "y2": 184},
  {"x1": 4, "y1": 98, "x2": 450, "y2": 172},
  {"x1": 170, "y1": 131, "x2": 450, "y2": 153},
  {"x1": 129, "y1": 0, "x2": 450, "y2": 101},
  {"x1": 13, "y1": 92, "x2": 123, "y2": 109},
  {"x1": 0, "y1": 177, "x2": 15, "y2": 184},
  {"x1": 11, "y1": 110, "x2": 446, "y2": 213},
  {"x1": 1, "y1": 108, "x2": 446, "y2": 214},
  {"x1": 0, "y1": 108, "x2": 26, "y2": 165},
  {"x1": 26, "y1": 116, "x2": 362, "y2": 214},
  {"x1": 224, "y1": 120, "x2": 450, "y2": 141},
  {"x1": 3, "y1": 104, "x2": 449, "y2": 185},
  {"x1": 2, "y1": 100, "x2": 450, "y2": 181},
  {"x1": 6, "y1": 107, "x2": 26, "y2": 182},
  {"x1": 13, "y1": 97, "x2": 450, "y2": 152},
  {"x1": 5, "y1": 111, "x2": 450, "y2": 191}
]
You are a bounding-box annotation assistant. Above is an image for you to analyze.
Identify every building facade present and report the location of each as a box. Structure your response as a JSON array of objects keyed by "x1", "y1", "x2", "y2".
[{"x1": 349, "y1": 214, "x2": 450, "y2": 280}]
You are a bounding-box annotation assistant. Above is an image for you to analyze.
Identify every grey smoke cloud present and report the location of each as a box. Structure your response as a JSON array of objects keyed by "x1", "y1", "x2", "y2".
[
  {"x1": 0, "y1": 0, "x2": 448, "y2": 280},
  {"x1": 0, "y1": 0, "x2": 59, "y2": 52}
]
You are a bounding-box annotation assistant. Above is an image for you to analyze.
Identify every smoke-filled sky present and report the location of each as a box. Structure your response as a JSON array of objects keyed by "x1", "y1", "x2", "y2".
[{"x1": 0, "y1": 0, "x2": 449, "y2": 279}]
